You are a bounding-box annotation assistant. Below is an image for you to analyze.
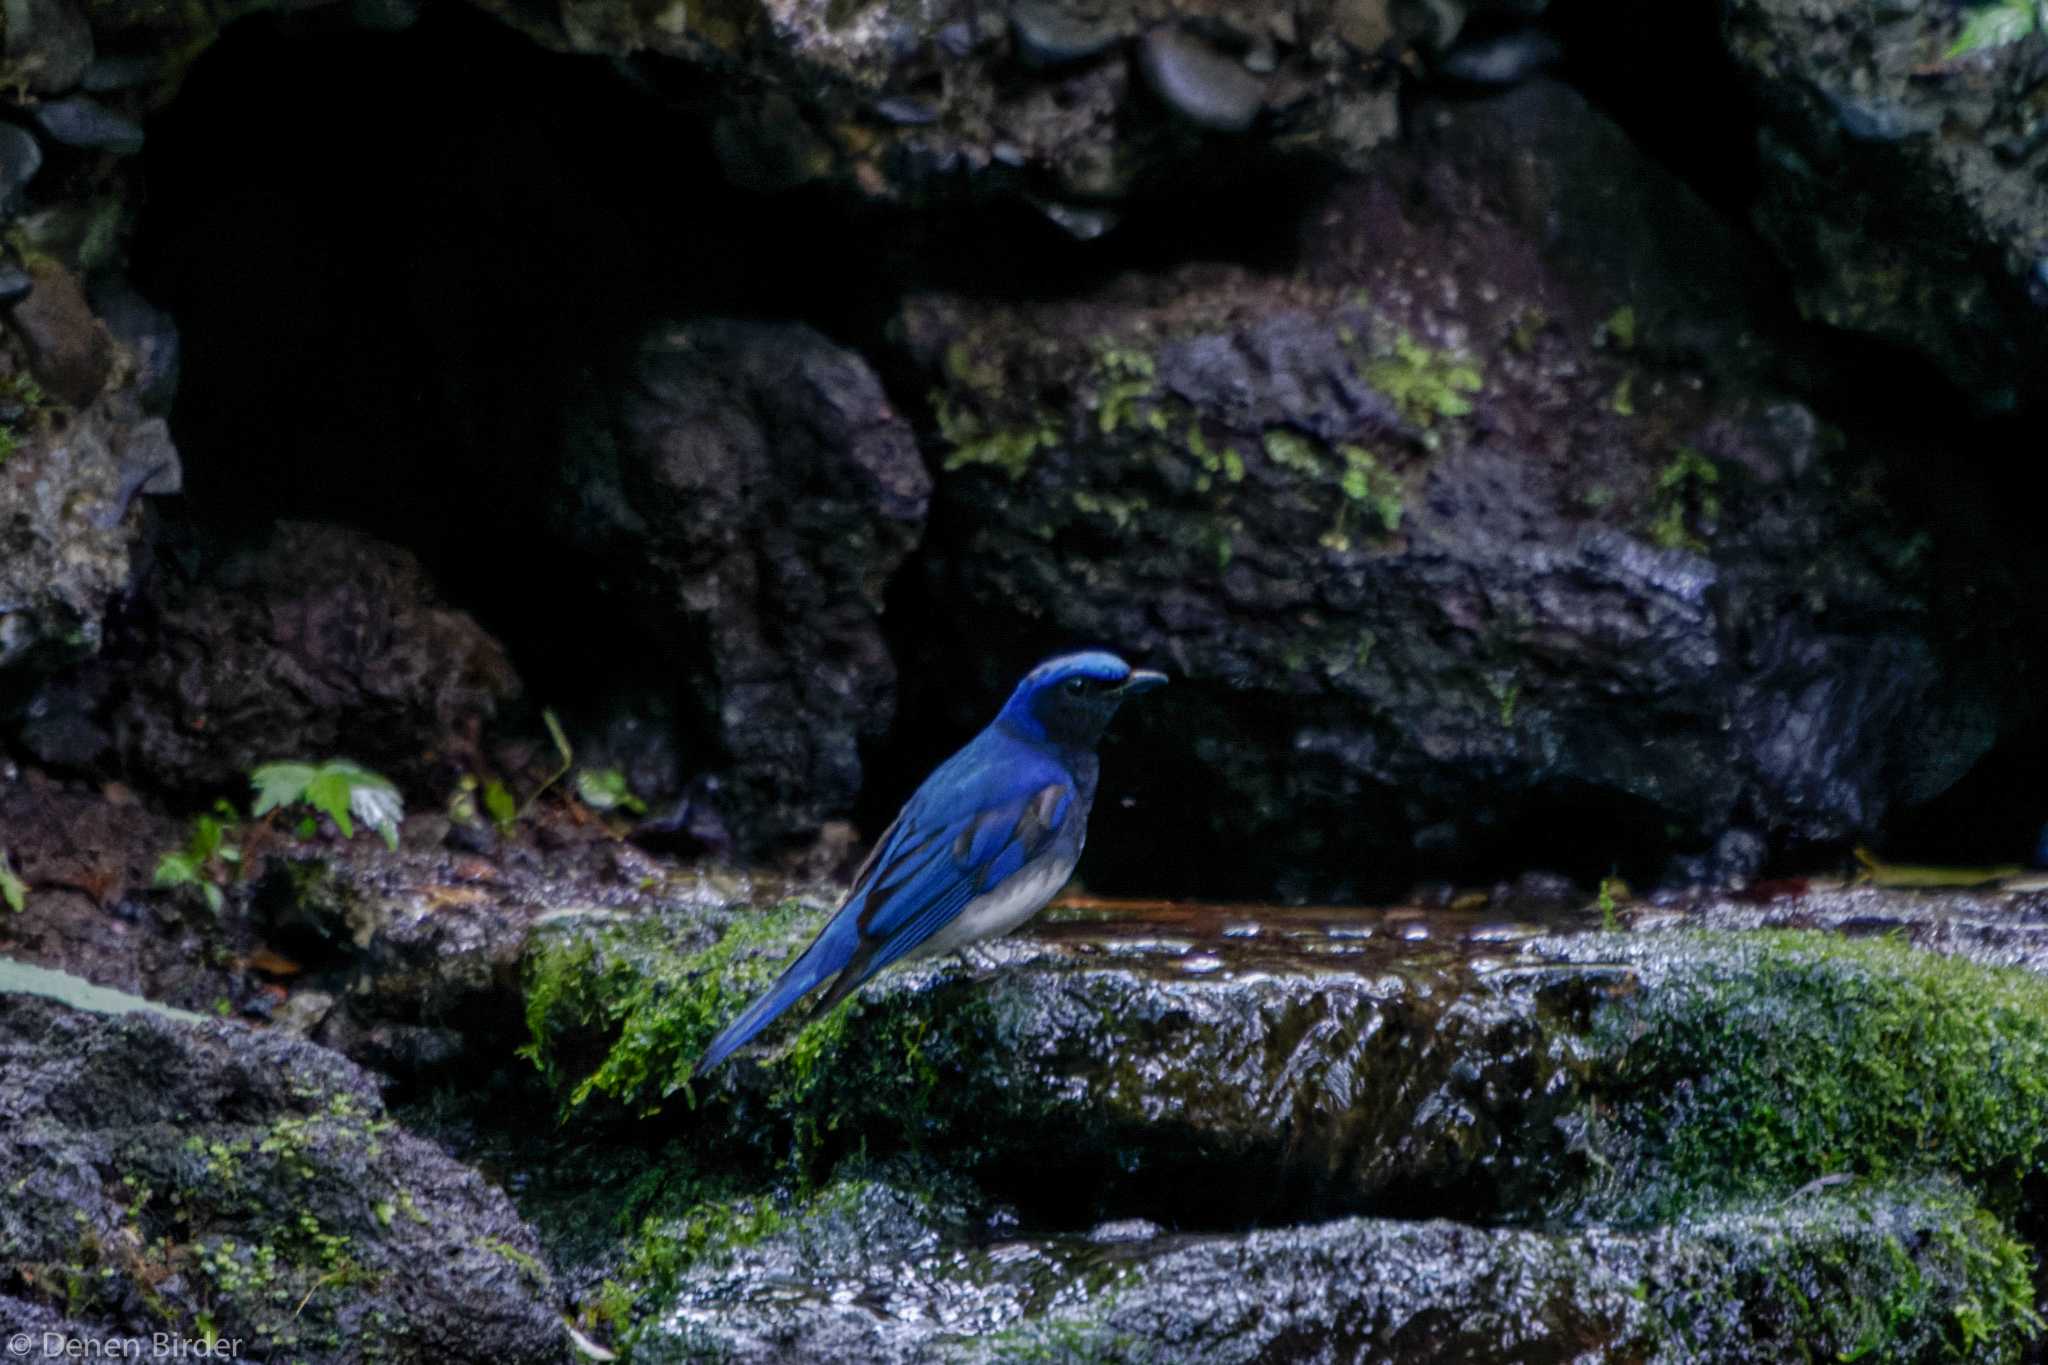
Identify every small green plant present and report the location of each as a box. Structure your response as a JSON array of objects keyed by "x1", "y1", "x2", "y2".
[
  {"x1": 1597, "y1": 875, "x2": 1628, "y2": 931},
  {"x1": 0, "y1": 849, "x2": 25, "y2": 911},
  {"x1": 483, "y1": 779, "x2": 519, "y2": 829},
  {"x1": 576, "y1": 769, "x2": 647, "y2": 816},
  {"x1": 251, "y1": 760, "x2": 404, "y2": 850},
  {"x1": 152, "y1": 802, "x2": 242, "y2": 914},
  {"x1": 1947, "y1": 0, "x2": 2043, "y2": 56}
]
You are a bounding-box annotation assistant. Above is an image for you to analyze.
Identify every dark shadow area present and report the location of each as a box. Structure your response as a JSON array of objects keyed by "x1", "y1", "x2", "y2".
[{"x1": 1545, "y1": 0, "x2": 1763, "y2": 221}]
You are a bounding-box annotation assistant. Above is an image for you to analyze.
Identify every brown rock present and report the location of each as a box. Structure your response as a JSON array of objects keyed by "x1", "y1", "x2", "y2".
[{"x1": 6, "y1": 256, "x2": 113, "y2": 405}]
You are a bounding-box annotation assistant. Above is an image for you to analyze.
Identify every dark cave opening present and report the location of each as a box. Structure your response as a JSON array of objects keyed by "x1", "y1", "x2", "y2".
[{"x1": 119, "y1": 2, "x2": 2048, "y2": 900}]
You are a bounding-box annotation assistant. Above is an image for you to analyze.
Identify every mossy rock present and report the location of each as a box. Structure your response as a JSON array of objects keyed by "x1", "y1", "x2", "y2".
[
  {"x1": 1556, "y1": 929, "x2": 2048, "y2": 1224},
  {"x1": 0, "y1": 993, "x2": 561, "y2": 1363},
  {"x1": 522, "y1": 907, "x2": 2048, "y2": 1360},
  {"x1": 611, "y1": 1171, "x2": 2035, "y2": 1364}
]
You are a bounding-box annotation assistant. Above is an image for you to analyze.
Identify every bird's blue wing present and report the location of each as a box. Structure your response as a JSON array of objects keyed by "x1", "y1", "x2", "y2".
[{"x1": 839, "y1": 746, "x2": 1075, "y2": 981}]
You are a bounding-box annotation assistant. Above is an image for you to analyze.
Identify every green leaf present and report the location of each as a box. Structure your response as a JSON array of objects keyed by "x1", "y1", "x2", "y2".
[
  {"x1": 575, "y1": 768, "x2": 647, "y2": 815},
  {"x1": 483, "y1": 779, "x2": 518, "y2": 829},
  {"x1": 250, "y1": 762, "x2": 317, "y2": 818},
  {"x1": 1946, "y1": 0, "x2": 2038, "y2": 56},
  {"x1": 153, "y1": 852, "x2": 200, "y2": 890},
  {"x1": 0, "y1": 852, "x2": 25, "y2": 912},
  {"x1": 302, "y1": 768, "x2": 356, "y2": 837},
  {"x1": 252, "y1": 758, "x2": 404, "y2": 847}
]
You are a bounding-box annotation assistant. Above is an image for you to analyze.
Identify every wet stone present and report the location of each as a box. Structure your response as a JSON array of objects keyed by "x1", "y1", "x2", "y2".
[
  {"x1": 632, "y1": 1177, "x2": 2013, "y2": 1364},
  {"x1": 29, "y1": 95, "x2": 144, "y2": 154},
  {"x1": 1009, "y1": 0, "x2": 1125, "y2": 68},
  {"x1": 0, "y1": 123, "x2": 44, "y2": 207},
  {"x1": 1136, "y1": 27, "x2": 1268, "y2": 133}
]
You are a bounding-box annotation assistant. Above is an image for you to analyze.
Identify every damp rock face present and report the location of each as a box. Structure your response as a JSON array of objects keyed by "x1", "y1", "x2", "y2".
[
  {"x1": 901, "y1": 78, "x2": 1991, "y2": 894},
  {"x1": 514, "y1": 890, "x2": 2048, "y2": 1362},
  {"x1": 624, "y1": 1176, "x2": 2020, "y2": 1364},
  {"x1": 1725, "y1": 0, "x2": 2048, "y2": 412},
  {"x1": 0, "y1": 261, "x2": 180, "y2": 676},
  {"x1": 465, "y1": 0, "x2": 1402, "y2": 212},
  {"x1": 0, "y1": 990, "x2": 564, "y2": 1364},
  {"x1": 551, "y1": 320, "x2": 929, "y2": 851},
  {"x1": 51, "y1": 521, "x2": 521, "y2": 795}
]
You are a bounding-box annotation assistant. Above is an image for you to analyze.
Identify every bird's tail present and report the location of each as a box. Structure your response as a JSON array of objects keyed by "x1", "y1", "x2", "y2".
[{"x1": 693, "y1": 923, "x2": 855, "y2": 1077}]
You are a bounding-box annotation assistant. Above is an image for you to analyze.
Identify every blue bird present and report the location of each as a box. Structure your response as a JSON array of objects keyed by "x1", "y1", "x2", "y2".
[{"x1": 694, "y1": 651, "x2": 1166, "y2": 1075}]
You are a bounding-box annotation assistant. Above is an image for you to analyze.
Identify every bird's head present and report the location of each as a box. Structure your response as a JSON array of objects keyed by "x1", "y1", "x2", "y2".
[{"x1": 997, "y1": 650, "x2": 1167, "y2": 747}]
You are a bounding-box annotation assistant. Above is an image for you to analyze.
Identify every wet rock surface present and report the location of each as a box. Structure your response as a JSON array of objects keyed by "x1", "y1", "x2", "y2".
[
  {"x1": 1726, "y1": 0, "x2": 2048, "y2": 412},
  {"x1": 631, "y1": 1175, "x2": 2016, "y2": 1363},
  {"x1": 550, "y1": 320, "x2": 930, "y2": 852},
  {"x1": 903, "y1": 78, "x2": 1988, "y2": 896},
  {"x1": 466, "y1": 0, "x2": 1404, "y2": 210},
  {"x1": 0, "y1": 302, "x2": 179, "y2": 676},
  {"x1": 8, "y1": 779, "x2": 2048, "y2": 1362},
  {"x1": 23, "y1": 521, "x2": 520, "y2": 795},
  {"x1": 499, "y1": 872, "x2": 2048, "y2": 1361},
  {"x1": 0, "y1": 987, "x2": 566, "y2": 1364}
]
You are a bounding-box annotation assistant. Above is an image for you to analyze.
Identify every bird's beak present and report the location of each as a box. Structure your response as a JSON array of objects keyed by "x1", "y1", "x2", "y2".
[{"x1": 1116, "y1": 669, "x2": 1168, "y2": 696}]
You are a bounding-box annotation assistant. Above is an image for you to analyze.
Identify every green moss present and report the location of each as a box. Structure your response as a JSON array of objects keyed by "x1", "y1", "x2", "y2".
[
  {"x1": 476, "y1": 1236, "x2": 548, "y2": 1287},
  {"x1": 1648, "y1": 1183, "x2": 2041, "y2": 1362},
  {"x1": 1610, "y1": 372, "x2": 1636, "y2": 417},
  {"x1": 1645, "y1": 447, "x2": 1720, "y2": 552},
  {"x1": 1070, "y1": 490, "x2": 1148, "y2": 531},
  {"x1": 1091, "y1": 341, "x2": 1157, "y2": 436},
  {"x1": 1337, "y1": 445, "x2": 1403, "y2": 533},
  {"x1": 933, "y1": 391, "x2": 1060, "y2": 480},
  {"x1": 1603, "y1": 305, "x2": 1638, "y2": 350},
  {"x1": 1584, "y1": 931, "x2": 2048, "y2": 1221},
  {"x1": 1360, "y1": 330, "x2": 1483, "y2": 429},
  {"x1": 520, "y1": 900, "x2": 838, "y2": 1114},
  {"x1": 1260, "y1": 428, "x2": 1325, "y2": 478}
]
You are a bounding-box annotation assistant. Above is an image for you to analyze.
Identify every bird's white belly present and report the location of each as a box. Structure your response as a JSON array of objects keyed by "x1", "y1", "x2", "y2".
[{"x1": 912, "y1": 854, "x2": 1077, "y2": 961}]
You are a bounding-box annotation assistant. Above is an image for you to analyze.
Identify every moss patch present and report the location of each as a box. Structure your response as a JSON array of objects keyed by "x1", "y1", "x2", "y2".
[
  {"x1": 519, "y1": 900, "x2": 842, "y2": 1114},
  {"x1": 1358, "y1": 329, "x2": 1483, "y2": 429},
  {"x1": 1575, "y1": 931, "x2": 2048, "y2": 1224}
]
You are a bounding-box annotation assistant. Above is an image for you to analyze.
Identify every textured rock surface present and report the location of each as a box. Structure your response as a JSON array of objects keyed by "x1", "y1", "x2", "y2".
[
  {"x1": 903, "y1": 79, "x2": 1987, "y2": 895},
  {"x1": 0, "y1": 288, "x2": 179, "y2": 674},
  {"x1": 551, "y1": 320, "x2": 929, "y2": 851},
  {"x1": 628, "y1": 1177, "x2": 2019, "y2": 1364},
  {"x1": 37, "y1": 521, "x2": 522, "y2": 795},
  {"x1": 0, "y1": 990, "x2": 566, "y2": 1363},
  {"x1": 1726, "y1": 0, "x2": 2048, "y2": 412},
  {"x1": 509, "y1": 880, "x2": 2048, "y2": 1361},
  {"x1": 465, "y1": 0, "x2": 1404, "y2": 212}
]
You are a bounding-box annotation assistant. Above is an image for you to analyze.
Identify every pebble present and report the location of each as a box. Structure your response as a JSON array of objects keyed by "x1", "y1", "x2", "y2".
[
  {"x1": 1034, "y1": 198, "x2": 1118, "y2": 239},
  {"x1": 1010, "y1": 0, "x2": 1123, "y2": 68},
  {"x1": 872, "y1": 95, "x2": 941, "y2": 126},
  {"x1": 0, "y1": 123, "x2": 44, "y2": 206},
  {"x1": 1436, "y1": 27, "x2": 1562, "y2": 86},
  {"x1": 31, "y1": 96, "x2": 145, "y2": 155},
  {"x1": 1137, "y1": 26, "x2": 1267, "y2": 133}
]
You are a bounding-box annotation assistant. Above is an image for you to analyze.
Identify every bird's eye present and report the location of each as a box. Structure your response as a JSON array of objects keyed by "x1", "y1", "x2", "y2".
[{"x1": 1064, "y1": 677, "x2": 1088, "y2": 696}]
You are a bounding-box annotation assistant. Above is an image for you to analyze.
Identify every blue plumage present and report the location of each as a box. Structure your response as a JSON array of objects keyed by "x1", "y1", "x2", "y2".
[{"x1": 694, "y1": 651, "x2": 1165, "y2": 1074}]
